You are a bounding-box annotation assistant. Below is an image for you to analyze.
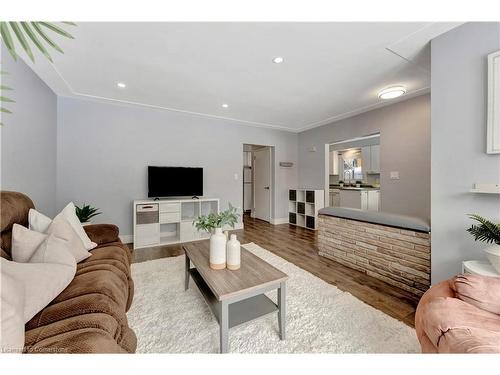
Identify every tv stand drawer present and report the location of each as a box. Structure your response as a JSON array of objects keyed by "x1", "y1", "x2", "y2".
[
  {"x1": 160, "y1": 212, "x2": 181, "y2": 224},
  {"x1": 160, "y1": 202, "x2": 181, "y2": 213}
]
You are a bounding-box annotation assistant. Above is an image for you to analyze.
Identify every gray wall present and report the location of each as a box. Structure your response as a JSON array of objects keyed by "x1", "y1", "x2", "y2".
[
  {"x1": 431, "y1": 22, "x2": 500, "y2": 282},
  {"x1": 298, "y1": 94, "x2": 431, "y2": 221},
  {"x1": 0, "y1": 46, "x2": 57, "y2": 216},
  {"x1": 56, "y1": 97, "x2": 298, "y2": 237}
]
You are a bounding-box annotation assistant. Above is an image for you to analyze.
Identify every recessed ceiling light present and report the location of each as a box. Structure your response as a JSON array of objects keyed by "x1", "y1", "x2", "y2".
[
  {"x1": 272, "y1": 57, "x2": 284, "y2": 64},
  {"x1": 117, "y1": 82, "x2": 126, "y2": 88},
  {"x1": 222, "y1": 103, "x2": 229, "y2": 108},
  {"x1": 378, "y1": 86, "x2": 406, "y2": 100}
]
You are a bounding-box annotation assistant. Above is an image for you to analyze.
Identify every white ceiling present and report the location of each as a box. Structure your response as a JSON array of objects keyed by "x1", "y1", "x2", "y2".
[{"x1": 23, "y1": 22, "x2": 461, "y2": 132}]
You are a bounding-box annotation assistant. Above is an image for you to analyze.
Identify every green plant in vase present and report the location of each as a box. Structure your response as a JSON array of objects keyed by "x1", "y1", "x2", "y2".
[
  {"x1": 194, "y1": 203, "x2": 239, "y2": 233},
  {"x1": 75, "y1": 204, "x2": 101, "y2": 224},
  {"x1": 194, "y1": 203, "x2": 240, "y2": 270},
  {"x1": 467, "y1": 214, "x2": 500, "y2": 273}
]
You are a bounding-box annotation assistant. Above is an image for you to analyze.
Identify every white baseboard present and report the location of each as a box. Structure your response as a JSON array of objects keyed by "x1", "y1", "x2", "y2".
[
  {"x1": 119, "y1": 234, "x2": 133, "y2": 244},
  {"x1": 271, "y1": 217, "x2": 289, "y2": 225}
]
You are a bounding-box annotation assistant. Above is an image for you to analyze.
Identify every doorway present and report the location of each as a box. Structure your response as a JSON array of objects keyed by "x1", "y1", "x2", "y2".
[{"x1": 243, "y1": 144, "x2": 273, "y2": 223}]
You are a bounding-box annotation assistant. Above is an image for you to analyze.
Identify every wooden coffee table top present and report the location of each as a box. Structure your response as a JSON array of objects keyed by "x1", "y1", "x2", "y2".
[{"x1": 183, "y1": 241, "x2": 288, "y2": 301}]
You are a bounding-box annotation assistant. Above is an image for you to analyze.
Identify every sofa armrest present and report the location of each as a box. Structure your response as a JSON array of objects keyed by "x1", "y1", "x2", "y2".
[
  {"x1": 83, "y1": 224, "x2": 120, "y2": 246},
  {"x1": 452, "y1": 274, "x2": 500, "y2": 315}
]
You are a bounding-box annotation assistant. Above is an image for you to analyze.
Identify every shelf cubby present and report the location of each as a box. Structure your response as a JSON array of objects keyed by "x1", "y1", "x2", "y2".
[{"x1": 287, "y1": 189, "x2": 324, "y2": 230}]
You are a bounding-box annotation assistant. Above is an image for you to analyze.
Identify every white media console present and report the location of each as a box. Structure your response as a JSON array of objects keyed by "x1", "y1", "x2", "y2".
[{"x1": 133, "y1": 198, "x2": 220, "y2": 249}]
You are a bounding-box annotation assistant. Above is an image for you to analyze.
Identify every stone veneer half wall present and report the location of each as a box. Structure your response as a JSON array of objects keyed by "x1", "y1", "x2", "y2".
[{"x1": 317, "y1": 214, "x2": 431, "y2": 297}]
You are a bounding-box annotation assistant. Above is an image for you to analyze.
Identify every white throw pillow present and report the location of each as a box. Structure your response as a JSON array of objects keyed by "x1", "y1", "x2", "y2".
[
  {"x1": 1, "y1": 235, "x2": 76, "y2": 323},
  {"x1": 29, "y1": 234, "x2": 75, "y2": 267},
  {"x1": 59, "y1": 202, "x2": 97, "y2": 250},
  {"x1": 29, "y1": 203, "x2": 97, "y2": 251},
  {"x1": 11, "y1": 224, "x2": 47, "y2": 263},
  {"x1": 46, "y1": 215, "x2": 91, "y2": 263},
  {"x1": 0, "y1": 273, "x2": 25, "y2": 353},
  {"x1": 28, "y1": 209, "x2": 52, "y2": 233}
]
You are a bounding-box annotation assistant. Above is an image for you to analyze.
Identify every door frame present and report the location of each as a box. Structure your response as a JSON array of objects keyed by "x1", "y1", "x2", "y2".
[{"x1": 243, "y1": 144, "x2": 274, "y2": 223}]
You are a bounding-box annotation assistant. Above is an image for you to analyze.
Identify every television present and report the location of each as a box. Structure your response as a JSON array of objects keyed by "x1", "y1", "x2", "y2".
[{"x1": 148, "y1": 166, "x2": 203, "y2": 198}]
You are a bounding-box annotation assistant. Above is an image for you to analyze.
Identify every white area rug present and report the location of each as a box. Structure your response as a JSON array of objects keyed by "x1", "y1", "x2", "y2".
[{"x1": 128, "y1": 242, "x2": 420, "y2": 353}]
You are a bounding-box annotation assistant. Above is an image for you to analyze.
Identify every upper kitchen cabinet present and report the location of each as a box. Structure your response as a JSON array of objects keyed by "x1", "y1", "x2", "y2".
[
  {"x1": 329, "y1": 150, "x2": 340, "y2": 175},
  {"x1": 361, "y1": 145, "x2": 380, "y2": 175}
]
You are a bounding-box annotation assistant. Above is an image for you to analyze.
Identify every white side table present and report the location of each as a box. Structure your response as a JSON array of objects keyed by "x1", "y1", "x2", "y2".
[{"x1": 462, "y1": 260, "x2": 500, "y2": 277}]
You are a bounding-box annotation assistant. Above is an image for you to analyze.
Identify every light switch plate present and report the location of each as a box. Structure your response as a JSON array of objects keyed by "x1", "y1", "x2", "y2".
[
  {"x1": 390, "y1": 171, "x2": 400, "y2": 180},
  {"x1": 234, "y1": 173, "x2": 239, "y2": 181}
]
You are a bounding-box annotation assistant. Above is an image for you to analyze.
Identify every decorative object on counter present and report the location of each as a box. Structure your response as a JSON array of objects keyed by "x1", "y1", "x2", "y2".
[
  {"x1": 75, "y1": 204, "x2": 101, "y2": 224},
  {"x1": 467, "y1": 214, "x2": 500, "y2": 272},
  {"x1": 339, "y1": 180, "x2": 344, "y2": 187},
  {"x1": 355, "y1": 180, "x2": 362, "y2": 188},
  {"x1": 194, "y1": 203, "x2": 240, "y2": 270},
  {"x1": 223, "y1": 230, "x2": 229, "y2": 240},
  {"x1": 226, "y1": 234, "x2": 241, "y2": 270}
]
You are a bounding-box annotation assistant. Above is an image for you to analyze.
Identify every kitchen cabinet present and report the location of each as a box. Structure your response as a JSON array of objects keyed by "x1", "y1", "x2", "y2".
[
  {"x1": 339, "y1": 189, "x2": 379, "y2": 211},
  {"x1": 367, "y1": 190, "x2": 380, "y2": 211},
  {"x1": 329, "y1": 151, "x2": 339, "y2": 175},
  {"x1": 361, "y1": 145, "x2": 380, "y2": 175},
  {"x1": 329, "y1": 189, "x2": 340, "y2": 207}
]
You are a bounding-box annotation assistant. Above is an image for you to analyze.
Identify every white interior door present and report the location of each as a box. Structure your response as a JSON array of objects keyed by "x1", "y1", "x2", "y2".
[{"x1": 253, "y1": 147, "x2": 271, "y2": 222}]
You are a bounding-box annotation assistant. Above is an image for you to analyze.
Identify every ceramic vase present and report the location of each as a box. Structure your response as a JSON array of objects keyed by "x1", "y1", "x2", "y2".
[
  {"x1": 226, "y1": 234, "x2": 241, "y2": 270},
  {"x1": 484, "y1": 244, "x2": 500, "y2": 273},
  {"x1": 210, "y1": 228, "x2": 227, "y2": 269}
]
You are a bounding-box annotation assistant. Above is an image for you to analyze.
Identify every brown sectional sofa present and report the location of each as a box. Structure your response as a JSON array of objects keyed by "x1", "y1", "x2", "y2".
[{"x1": 1, "y1": 191, "x2": 137, "y2": 353}]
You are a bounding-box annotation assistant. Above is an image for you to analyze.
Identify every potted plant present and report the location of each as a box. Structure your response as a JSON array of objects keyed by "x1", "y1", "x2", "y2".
[
  {"x1": 466, "y1": 214, "x2": 500, "y2": 272},
  {"x1": 75, "y1": 204, "x2": 102, "y2": 225},
  {"x1": 194, "y1": 203, "x2": 240, "y2": 270}
]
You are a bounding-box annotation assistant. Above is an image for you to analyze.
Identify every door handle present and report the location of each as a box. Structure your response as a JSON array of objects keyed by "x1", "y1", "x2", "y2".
[{"x1": 264, "y1": 186, "x2": 270, "y2": 190}]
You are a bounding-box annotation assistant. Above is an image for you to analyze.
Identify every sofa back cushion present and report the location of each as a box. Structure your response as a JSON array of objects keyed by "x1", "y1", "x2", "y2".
[{"x1": 0, "y1": 191, "x2": 35, "y2": 260}]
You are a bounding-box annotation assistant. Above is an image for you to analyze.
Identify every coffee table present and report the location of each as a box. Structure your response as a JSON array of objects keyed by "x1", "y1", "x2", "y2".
[{"x1": 183, "y1": 241, "x2": 288, "y2": 353}]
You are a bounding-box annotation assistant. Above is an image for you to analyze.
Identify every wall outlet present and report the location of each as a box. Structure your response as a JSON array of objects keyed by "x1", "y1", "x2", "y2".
[
  {"x1": 390, "y1": 171, "x2": 400, "y2": 180},
  {"x1": 234, "y1": 173, "x2": 239, "y2": 181}
]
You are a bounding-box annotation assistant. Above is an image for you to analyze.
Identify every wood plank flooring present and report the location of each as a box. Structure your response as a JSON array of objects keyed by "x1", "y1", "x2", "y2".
[{"x1": 130, "y1": 214, "x2": 418, "y2": 327}]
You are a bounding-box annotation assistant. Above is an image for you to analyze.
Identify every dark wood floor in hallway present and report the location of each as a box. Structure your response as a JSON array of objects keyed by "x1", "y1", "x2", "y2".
[{"x1": 130, "y1": 214, "x2": 418, "y2": 327}]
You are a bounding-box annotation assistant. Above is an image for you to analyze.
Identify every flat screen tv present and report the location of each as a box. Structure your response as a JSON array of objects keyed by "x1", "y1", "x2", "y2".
[{"x1": 148, "y1": 166, "x2": 203, "y2": 198}]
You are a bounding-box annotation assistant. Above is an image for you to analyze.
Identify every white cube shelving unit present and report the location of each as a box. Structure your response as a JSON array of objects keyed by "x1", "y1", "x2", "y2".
[
  {"x1": 288, "y1": 189, "x2": 324, "y2": 230},
  {"x1": 133, "y1": 198, "x2": 219, "y2": 249}
]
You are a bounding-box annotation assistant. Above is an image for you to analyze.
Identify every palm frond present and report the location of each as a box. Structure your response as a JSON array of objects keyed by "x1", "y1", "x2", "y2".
[
  {"x1": 21, "y1": 22, "x2": 53, "y2": 62},
  {"x1": 0, "y1": 21, "x2": 75, "y2": 121},
  {"x1": 9, "y1": 22, "x2": 34, "y2": 62},
  {"x1": 0, "y1": 21, "x2": 75, "y2": 63},
  {"x1": 467, "y1": 214, "x2": 500, "y2": 244}
]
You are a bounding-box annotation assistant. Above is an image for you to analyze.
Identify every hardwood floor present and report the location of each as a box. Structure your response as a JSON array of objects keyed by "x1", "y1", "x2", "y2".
[{"x1": 130, "y1": 213, "x2": 418, "y2": 327}]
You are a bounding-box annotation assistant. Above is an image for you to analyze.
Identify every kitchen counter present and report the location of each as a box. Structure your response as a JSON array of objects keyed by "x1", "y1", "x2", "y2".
[{"x1": 329, "y1": 186, "x2": 380, "y2": 191}]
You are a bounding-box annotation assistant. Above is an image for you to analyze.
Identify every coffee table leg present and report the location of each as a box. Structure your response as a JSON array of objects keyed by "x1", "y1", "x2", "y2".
[
  {"x1": 278, "y1": 282, "x2": 286, "y2": 340},
  {"x1": 185, "y1": 255, "x2": 190, "y2": 291},
  {"x1": 220, "y1": 300, "x2": 229, "y2": 353}
]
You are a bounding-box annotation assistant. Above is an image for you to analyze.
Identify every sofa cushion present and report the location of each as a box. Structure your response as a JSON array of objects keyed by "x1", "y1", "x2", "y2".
[
  {"x1": 452, "y1": 274, "x2": 500, "y2": 315},
  {"x1": 420, "y1": 295, "x2": 500, "y2": 352},
  {"x1": 439, "y1": 327, "x2": 500, "y2": 353}
]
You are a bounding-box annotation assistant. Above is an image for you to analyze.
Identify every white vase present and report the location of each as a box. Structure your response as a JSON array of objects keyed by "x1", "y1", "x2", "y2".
[
  {"x1": 484, "y1": 244, "x2": 500, "y2": 273},
  {"x1": 210, "y1": 228, "x2": 227, "y2": 270},
  {"x1": 226, "y1": 234, "x2": 241, "y2": 270}
]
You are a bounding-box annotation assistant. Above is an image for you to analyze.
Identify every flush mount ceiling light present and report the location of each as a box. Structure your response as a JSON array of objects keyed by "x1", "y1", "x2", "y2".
[
  {"x1": 272, "y1": 57, "x2": 284, "y2": 64},
  {"x1": 222, "y1": 103, "x2": 229, "y2": 108},
  {"x1": 117, "y1": 82, "x2": 126, "y2": 88},
  {"x1": 378, "y1": 86, "x2": 406, "y2": 100}
]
